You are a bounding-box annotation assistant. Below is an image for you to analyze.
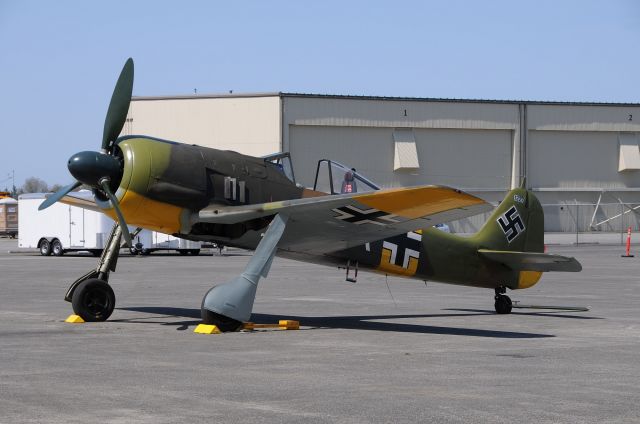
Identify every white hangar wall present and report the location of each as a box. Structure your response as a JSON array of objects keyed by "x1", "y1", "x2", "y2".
[
  {"x1": 526, "y1": 104, "x2": 640, "y2": 193},
  {"x1": 127, "y1": 94, "x2": 281, "y2": 157},
  {"x1": 129, "y1": 93, "x2": 640, "y2": 233},
  {"x1": 282, "y1": 96, "x2": 518, "y2": 205},
  {"x1": 288, "y1": 125, "x2": 512, "y2": 191}
]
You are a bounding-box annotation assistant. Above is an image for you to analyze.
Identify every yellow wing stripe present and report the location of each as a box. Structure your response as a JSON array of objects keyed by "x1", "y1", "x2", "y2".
[{"x1": 355, "y1": 186, "x2": 485, "y2": 219}]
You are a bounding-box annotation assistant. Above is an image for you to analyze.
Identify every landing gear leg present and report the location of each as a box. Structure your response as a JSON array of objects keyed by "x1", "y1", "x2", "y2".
[
  {"x1": 494, "y1": 286, "x2": 512, "y2": 314},
  {"x1": 201, "y1": 214, "x2": 288, "y2": 331},
  {"x1": 64, "y1": 224, "x2": 141, "y2": 322}
]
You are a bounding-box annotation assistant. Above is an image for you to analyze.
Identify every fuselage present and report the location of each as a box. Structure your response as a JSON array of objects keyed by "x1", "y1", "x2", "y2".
[
  {"x1": 98, "y1": 136, "x2": 528, "y2": 291},
  {"x1": 102, "y1": 136, "x2": 308, "y2": 235},
  {"x1": 280, "y1": 227, "x2": 523, "y2": 290}
]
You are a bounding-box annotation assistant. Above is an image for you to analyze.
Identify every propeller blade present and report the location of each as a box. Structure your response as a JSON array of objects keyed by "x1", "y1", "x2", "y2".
[
  {"x1": 101, "y1": 58, "x2": 134, "y2": 152},
  {"x1": 99, "y1": 180, "x2": 133, "y2": 247},
  {"x1": 38, "y1": 181, "x2": 82, "y2": 211}
]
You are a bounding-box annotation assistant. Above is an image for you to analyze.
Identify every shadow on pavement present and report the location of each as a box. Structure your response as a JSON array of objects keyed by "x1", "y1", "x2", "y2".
[
  {"x1": 118, "y1": 306, "x2": 555, "y2": 338},
  {"x1": 445, "y1": 308, "x2": 602, "y2": 320}
]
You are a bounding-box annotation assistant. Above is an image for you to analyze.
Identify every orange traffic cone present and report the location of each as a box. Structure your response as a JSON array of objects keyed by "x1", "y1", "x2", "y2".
[{"x1": 622, "y1": 226, "x2": 634, "y2": 258}]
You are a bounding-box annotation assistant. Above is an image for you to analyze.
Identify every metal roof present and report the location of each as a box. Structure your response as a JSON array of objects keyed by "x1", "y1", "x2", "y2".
[
  {"x1": 132, "y1": 92, "x2": 640, "y2": 107},
  {"x1": 133, "y1": 92, "x2": 281, "y2": 101},
  {"x1": 17, "y1": 193, "x2": 47, "y2": 200},
  {"x1": 18, "y1": 190, "x2": 93, "y2": 201}
]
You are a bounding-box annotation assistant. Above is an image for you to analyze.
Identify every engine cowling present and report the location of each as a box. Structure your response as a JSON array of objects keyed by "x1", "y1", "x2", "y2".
[{"x1": 95, "y1": 136, "x2": 203, "y2": 235}]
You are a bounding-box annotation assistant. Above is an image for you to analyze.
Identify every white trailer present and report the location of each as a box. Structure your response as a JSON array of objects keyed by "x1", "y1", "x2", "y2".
[
  {"x1": 19, "y1": 192, "x2": 113, "y2": 256},
  {"x1": 130, "y1": 230, "x2": 202, "y2": 256},
  {"x1": 18, "y1": 192, "x2": 204, "y2": 256}
]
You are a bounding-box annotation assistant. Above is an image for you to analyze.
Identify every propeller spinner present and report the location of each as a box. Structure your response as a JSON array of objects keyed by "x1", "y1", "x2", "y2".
[{"x1": 39, "y1": 58, "x2": 135, "y2": 247}]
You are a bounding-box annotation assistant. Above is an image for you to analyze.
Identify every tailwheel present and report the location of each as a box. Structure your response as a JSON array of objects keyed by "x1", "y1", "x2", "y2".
[
  {"x1": 72, "y1": 278, "x2": 116, "y2": 322},
  {"x1": 201, "y1": 307, "x2": 243, "y2": 332},
  {"x1": 494, "y1": 286, "x2": 512, "y2": 314}
]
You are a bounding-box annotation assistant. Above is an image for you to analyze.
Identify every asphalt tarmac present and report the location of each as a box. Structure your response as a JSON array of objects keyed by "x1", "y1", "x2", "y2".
[{"x1": 1, "y1": 238, "x2": 639, "y2": 423}]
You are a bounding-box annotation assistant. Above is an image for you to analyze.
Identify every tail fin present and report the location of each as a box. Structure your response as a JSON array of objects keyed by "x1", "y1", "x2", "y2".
[
  {"x1": 474, "y1": 187, "x2": 544, "y2": 253},
  {"x1": 474, "y1": 188, "x2": 581, "y2": 289}
]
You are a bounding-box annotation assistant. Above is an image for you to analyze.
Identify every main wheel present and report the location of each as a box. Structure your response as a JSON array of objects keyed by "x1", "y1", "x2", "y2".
[
  {"x1": 39, "y1": 240, "x2": 51, "y2": 256},
  {"x1": 495, "y1": 294, "x2": 513, "y2": 314},
  {"x1": 72, "y1": 278, "x2": 116, "y2": 322},
  {"x1": 52, "y1": 239, "x2": 64, "y2": 256},
  {"x1": 201, "y1": 288, "x2": 243, "y2": 332},
  {"x1": 201, "y1": 308, "x2": 243, "y2": 332}
]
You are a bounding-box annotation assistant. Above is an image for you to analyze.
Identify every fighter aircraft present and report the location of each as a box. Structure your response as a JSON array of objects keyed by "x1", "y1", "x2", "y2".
[{"x1": 41, "y1": 59, "x2": 582, "y2": 331}]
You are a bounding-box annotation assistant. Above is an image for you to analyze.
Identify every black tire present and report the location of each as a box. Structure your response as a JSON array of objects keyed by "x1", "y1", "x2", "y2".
[
  {"x1": 90, "y1": 250, "x2": 102, "y2": 257},
  {"x1": 495, "y1": 295, "x2": 513, "y2": 314},
  {"x1": 179, "y1": 250, "x2": 188, "y2": 256},
  {"x1": 200, "y1": 289, "x2": 242, "y2": 332},
  {"x1": 141, "y1": 249, "x2": 151, "y2": 256},
  {"x1": 39, "y1": 239, "x2": 51, "y2": 256},
  {"x1": 71, "y1": 278, "x2": 115, "y2": 322},
  {"x1": 189, "y1": 249, "x2": 200, "y2": 256},
  {"x1": 201, "y1": 308, "x2": 243, "y2": 332},
  {"x1": 51, "y1": 239, "x2": 64, "y2": 256}
]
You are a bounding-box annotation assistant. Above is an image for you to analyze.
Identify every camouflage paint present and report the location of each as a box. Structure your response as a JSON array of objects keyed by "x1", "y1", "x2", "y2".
[
  {"x1": 335, "y1": 188, "x2": 545, "y2": 290},
  {"x1": 92, "y1": 135, "x2": 548, "y2": 292},
  {"x1": 96, "y1": 136, "x2": 305, "y2": 236}
]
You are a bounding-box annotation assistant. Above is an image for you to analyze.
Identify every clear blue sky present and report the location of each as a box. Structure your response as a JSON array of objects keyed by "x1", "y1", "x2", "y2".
[{"x1": 1, "y1": 0, "x2": 639, "y2": 188}]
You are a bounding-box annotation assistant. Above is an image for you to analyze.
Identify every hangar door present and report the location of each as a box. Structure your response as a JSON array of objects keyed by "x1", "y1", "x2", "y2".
[
  {"x1": 289, "y1": 125, "x2": 512, "y2": 190},
  {"x1": 527, "y1": 130, "x2": 640, "y2": 189}
]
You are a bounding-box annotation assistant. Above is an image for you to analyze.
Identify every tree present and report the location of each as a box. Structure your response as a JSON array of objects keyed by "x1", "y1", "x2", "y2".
[
  {"x1": 21, "y1": 177, "x2": 49, "y2": 193},
  {"x1": 49, "y1": 183, "x2": 64, "y2": 193}
]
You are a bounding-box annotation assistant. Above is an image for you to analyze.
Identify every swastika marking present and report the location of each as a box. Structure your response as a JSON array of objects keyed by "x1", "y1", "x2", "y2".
[{"x1": 497, "y1": 206, "x2": 525, "y2": 243}]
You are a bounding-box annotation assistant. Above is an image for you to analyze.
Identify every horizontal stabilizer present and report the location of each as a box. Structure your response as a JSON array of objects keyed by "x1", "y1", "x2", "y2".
[{"x1": 478, "y1": 249, "x2": 582, "y2": 272}]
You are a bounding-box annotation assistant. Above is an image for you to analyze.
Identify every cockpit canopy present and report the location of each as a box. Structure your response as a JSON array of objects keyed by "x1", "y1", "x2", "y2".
[
  {"x1": 313, "y1": 159, "x2": 379, "y2": 195},
  {"x1": 263, "y1": 152, "x2": 296, "y2": 184},
  {"x1": 263, "y1": 153, "x2": 380, "y2": 195}
]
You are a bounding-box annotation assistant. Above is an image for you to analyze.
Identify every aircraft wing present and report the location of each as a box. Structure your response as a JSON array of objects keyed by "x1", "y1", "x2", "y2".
[
  {"x1": 58, "y1": 191, "x2": 103, "y2": 213},
  {"x1": 199, "y1": 185, "x2": 493, "y2": 254},
  {"x1": 477, "y1": 249, "x2": 582, "y2": 272}
]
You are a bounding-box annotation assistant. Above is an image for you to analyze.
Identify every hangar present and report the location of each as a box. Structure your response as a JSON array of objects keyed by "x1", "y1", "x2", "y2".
[{"x1": 126, "y1": 93, "x2": 640, "y2": 233}]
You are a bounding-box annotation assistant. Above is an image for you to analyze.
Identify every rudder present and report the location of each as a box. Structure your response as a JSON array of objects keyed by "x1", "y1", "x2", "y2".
[{"x1": 474, "y1": 187, "x2": 544, "y2": 253}]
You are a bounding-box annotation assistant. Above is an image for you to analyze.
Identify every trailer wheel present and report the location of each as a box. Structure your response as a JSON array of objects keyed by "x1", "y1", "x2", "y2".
[
  {"x1": 189, "y1": 249, "x2": 200, "y2": 256},
  {"x1": 52, "y1": 239, "x2": 64, "y2": 256},
  {"x1": 39, "y1": 239, "x2": 52, "y2": 256}
]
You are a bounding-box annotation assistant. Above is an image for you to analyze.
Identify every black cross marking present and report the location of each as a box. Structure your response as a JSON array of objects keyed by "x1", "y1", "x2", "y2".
[
  {"x1": 497, "y1": 206, "x2": 525, "y2": 243},
  {"x1": 332, "y1": 205, "x2": 399, "y2": 226}
]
